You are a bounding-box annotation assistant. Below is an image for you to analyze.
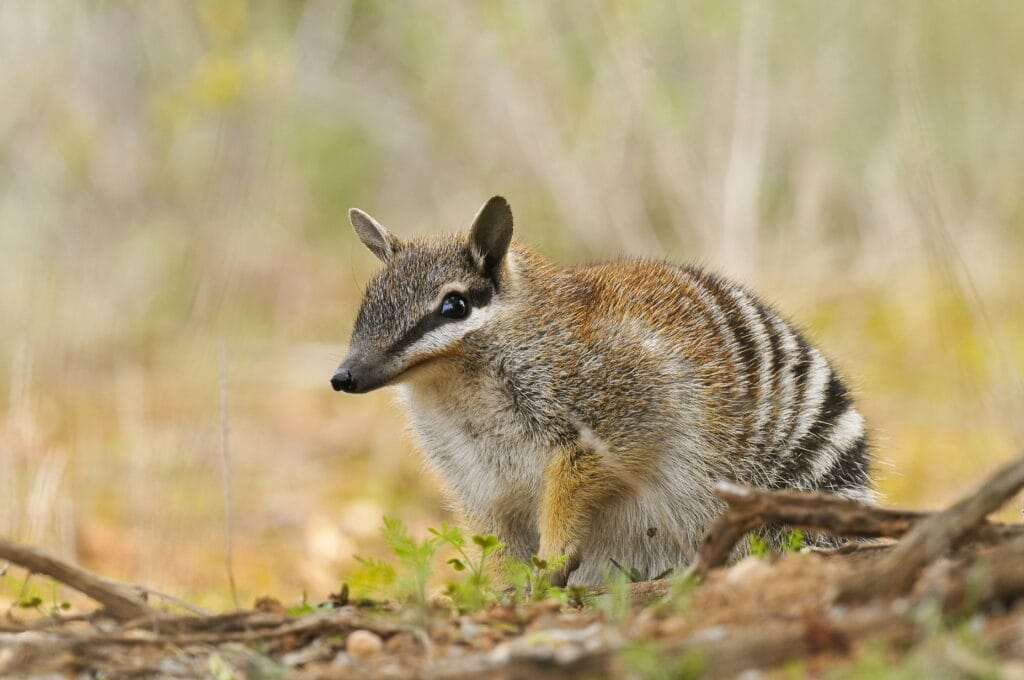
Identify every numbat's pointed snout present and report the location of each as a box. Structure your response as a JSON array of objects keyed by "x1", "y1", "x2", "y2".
[{"x1": 330, "y1": 367, "x2": 355, "y2": 393}]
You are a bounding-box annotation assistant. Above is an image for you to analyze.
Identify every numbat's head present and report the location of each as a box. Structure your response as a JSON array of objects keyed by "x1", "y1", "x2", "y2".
[{"x1": 331, "y1": 196, "x2": 513, "y2": 393}]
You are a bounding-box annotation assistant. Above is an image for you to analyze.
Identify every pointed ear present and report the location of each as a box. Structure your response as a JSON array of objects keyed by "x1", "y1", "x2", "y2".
[
  {"x1": 349, "y1": 208, "x2": 403, "y2": 263},
  {"x1": 468, "y1": 196, "x2": 513, "y2": 277}
]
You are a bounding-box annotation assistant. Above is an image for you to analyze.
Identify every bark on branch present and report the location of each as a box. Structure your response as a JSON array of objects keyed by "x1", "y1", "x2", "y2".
[
  {"x1": 0, "y1": 535, "x2": 159, "y2": 622},
  {"x1": 689, "y1": 484, "x2": 923, "y2": 577},
  {"x1": 689, "y1": 479, "x2": 1024, "y2": 579}
]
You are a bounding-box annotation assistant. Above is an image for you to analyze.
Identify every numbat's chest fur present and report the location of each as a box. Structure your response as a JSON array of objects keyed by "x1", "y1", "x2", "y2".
[{"x1": 333, "y1": 196, "x2": 873, "y2": 585}]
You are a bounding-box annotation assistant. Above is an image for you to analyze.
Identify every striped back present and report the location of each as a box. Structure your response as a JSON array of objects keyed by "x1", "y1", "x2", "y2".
[{"x1": 680, "y1": 267, "x2": 871, "y2": 499}]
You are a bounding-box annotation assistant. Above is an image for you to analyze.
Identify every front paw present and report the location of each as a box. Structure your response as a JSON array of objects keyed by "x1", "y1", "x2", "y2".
[{"x1": 544, "y1": 552, "x2": 581, "y2": 588}]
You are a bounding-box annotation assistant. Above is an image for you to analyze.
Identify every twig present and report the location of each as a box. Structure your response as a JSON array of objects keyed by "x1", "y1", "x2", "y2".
[
  {"x1": 0, "y1": 535, "x2": 157, "y2": 622},
  {"x1": 839, "y1": 454, "x2": 1024, "y2": 602},
  {"x1": 100, "y1": 579, "x2": 212, "y2": 617},
  {"x1": 219, "y1": 342, "x2": 239, "y2": 610}
]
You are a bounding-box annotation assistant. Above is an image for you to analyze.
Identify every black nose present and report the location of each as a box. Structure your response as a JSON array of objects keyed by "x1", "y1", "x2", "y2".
[{"x1": 331, "y1": 368, "x2": 356, "y2": 393}]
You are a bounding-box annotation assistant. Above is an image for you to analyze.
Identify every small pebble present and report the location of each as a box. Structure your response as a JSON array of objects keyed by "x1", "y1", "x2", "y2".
[{"x1": 346, "y1": 629, "x2": 384, "y2": 659}]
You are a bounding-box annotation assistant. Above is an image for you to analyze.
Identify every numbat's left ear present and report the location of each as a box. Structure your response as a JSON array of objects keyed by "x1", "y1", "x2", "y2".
[
  {"x1": 468, "y1": 196, "x2": 513, "y2": 278},
  {"x1": 349, "y1": 208, "x2": 404, "y2": 263}
]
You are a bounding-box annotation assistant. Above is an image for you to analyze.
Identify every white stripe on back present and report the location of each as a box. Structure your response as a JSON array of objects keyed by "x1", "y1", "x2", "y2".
[
  {"x1": 785, "y1": 347, "x2": 830, "y2": 455},
  {"x1": 806, "y1": 407, "x2": 865, "y2": 483},
  {"x1": 727, "y1": 287, "x2": 774, "y2": 459}
]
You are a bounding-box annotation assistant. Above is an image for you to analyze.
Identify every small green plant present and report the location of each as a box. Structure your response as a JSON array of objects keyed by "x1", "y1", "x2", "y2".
[
  {"x1": 748, "y1": 532, "x2": 771, "y2": 558},
  {"x1": 505, "y1": 554, "x2": 571, "y2": 603},
  {"x1": 287, "y1": 590, "x2": 333, "y2": 617},
  {"x1": 10, "y1": 578, "x2": 71, "y2": 618},
  {"x1": 350, "y1": 518, "x2": 438, "y2": 606},
  {"x1": 430, "y1": 523, "x2": 505, "y2": 611},
  {"x1": 345, "y1": 517, "x2": 580, "y2": 614},
  {"x1": 747, "y1": 529, "x2": 806, "y2": 559},
  {"x1": 785, "y1": 529, "x2": 806, "y2": 553},
  {"x1": 608, "y1": 558, "x2": 674, "y2": 583},
  {"x1": 565, "y1": 583, "x2": 589, "y2": 607},
  {"x1": 609, "y1": 558, "x2": 645, "y2": 583}
]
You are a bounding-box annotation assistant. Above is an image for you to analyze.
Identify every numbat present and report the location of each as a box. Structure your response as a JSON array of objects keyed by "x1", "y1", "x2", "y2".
[{"x1": 332, "y1": 196, "x2": 872, "y2": 585}]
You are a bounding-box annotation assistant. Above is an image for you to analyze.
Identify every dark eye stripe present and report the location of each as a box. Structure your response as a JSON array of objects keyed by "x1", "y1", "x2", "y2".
[{"x1": 385, "y1": 285, "x2": 493, "y2": 356}]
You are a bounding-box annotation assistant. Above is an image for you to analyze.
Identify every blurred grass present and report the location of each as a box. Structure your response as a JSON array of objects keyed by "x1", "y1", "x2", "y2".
[{"x1": 1, "y1": 1, "x2": 1022, "y2": 609}]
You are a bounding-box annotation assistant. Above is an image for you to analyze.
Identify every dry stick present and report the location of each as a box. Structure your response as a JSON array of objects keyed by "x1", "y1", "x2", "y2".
[
  {"x1": 839, "y1": 454, "x2": 1024, "y2": 602},
  {"x1": 9, "y1": 610, "x2": 406, "y2": 648},
  {"x1": 0, "y1": 535, "x2": 156, "y2": 622},
  {"x1": 92, "y1": 577, "x2": 211, "y2": 617},
  {"x1": 689, "y1": 483, "x2": 925, "y2": 577},
  {"x1": 115, "y1": 584, "x2": 212, "y2": 617},
  {"x1": 219, "y1": 342, "x2": 239, "y2": 610},
  {"x1": 688, "y1": 482, "x2": 1024, "y2": 578}
]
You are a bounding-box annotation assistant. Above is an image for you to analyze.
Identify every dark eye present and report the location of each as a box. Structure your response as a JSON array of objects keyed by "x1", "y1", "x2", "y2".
[{"x1": 440, "y1": 293, "x2": 470, "y2": 319}]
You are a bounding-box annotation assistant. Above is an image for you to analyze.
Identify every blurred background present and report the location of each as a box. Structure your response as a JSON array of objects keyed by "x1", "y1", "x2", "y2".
[{"x1": 1, "y1": 1, "x2": 1022, "y2": 610}]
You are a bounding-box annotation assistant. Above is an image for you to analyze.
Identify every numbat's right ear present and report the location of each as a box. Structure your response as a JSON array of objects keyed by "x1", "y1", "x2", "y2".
[
  {"x1": 349, "y1": 208, "x2": 404, "y2": 263},
  {"x1": 468, "y1": 196, "x2": 513, "y2": 279}
]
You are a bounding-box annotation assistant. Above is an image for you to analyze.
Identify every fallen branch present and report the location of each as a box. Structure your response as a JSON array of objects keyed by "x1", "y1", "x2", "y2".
[
  {"x1": 839, "y1": 454, "x2": 1024, "y2": 602},
  {"x1": 689, "y1": 484, "x2": 924, "y2": 576},
  {"x1": 0, "y1": 536, "x2": 159, "y2": 622},
  {"x1": 688, "y1": 480, "x2": 1024, "y2": 578}
]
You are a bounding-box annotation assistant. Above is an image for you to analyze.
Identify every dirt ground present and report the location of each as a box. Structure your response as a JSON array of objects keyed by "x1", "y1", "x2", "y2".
[{"x1": 2, "y1": 463, "x2": 1024, "y2": 679}]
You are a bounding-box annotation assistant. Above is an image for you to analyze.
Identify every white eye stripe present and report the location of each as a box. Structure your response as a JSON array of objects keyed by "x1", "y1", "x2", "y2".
[{"x1": 401, "y1": 301, "x2": 501, "y2": 361}]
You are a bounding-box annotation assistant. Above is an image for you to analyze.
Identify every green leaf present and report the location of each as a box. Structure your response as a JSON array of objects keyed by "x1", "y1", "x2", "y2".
[
  {"x1": 471, "y1": 534, "x2": 495, "y2": 548},
  {"x1": 530, "y1": 555, "x2": 549, "y2": 570},
  {"x1": 430, "y1": 522, "x2": 466, "y2": 549},
  {"x1": 748, "y1": 533, "x2": 770, "y2": 558},
  {"x1": 287, "y1": 603, "x2": 315, "y2": 616},
  {"x1": 348, "y1": 555, "x2": 398, "y2": 600},
  {"x1": 608, "y1": 558, "x2": 646, "y2": 583},
  {"x1": 567, "y1": 584, "x2": 589, "y2": 607},
  {"x1": 472, "y1": 534, "x2": 504, "y2": 557},
  {"x1": 447, "y1": 558, "x2": 467, "y2": 571},
  {"x1": 786, "y1": 529, "x2": 806, "y2": 553},
  {"x1": 19, "y1": 596, "x2": 42, "y2": 609},
  {"x1": 381, "y1": 516, "x2": 419, "y2": 562}
]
